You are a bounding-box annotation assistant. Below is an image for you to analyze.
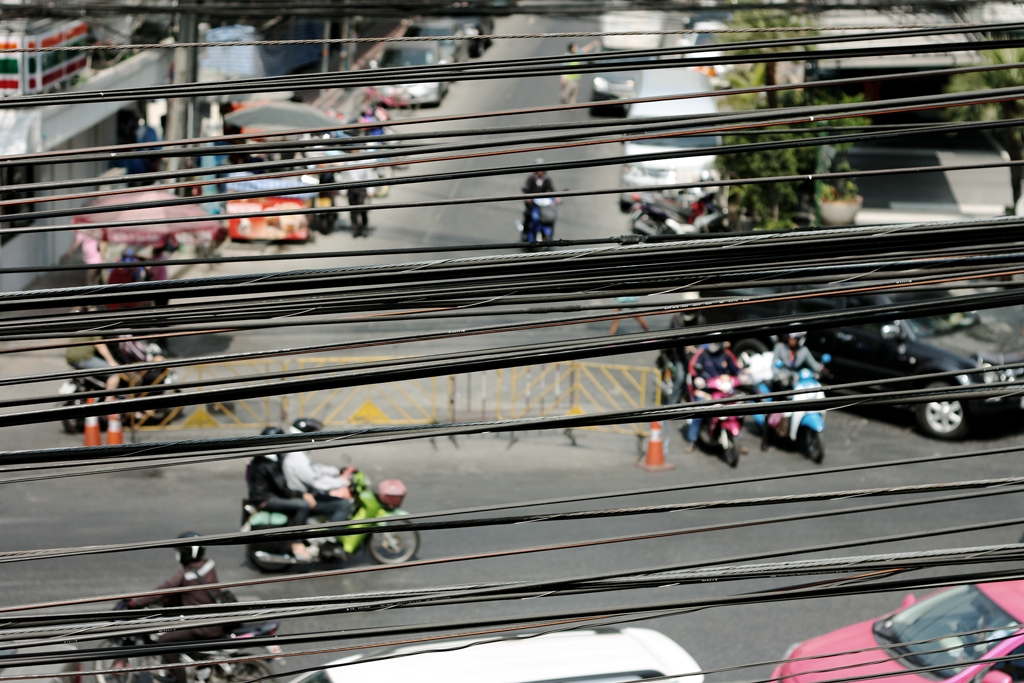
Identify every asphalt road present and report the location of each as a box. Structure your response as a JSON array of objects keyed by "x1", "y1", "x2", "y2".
[{"x1": 4, "y1": 13, "x2": 1024, "y2": 683}]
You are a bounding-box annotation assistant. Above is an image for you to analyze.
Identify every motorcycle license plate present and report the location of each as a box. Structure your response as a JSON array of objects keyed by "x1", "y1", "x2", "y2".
[{"x1": 266, "y1": 645, "x2": 283, "y2": 654}]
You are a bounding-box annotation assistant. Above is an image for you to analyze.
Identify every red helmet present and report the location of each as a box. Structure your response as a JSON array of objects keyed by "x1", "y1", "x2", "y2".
[{"x1": 376, "y1": 479, "x2": 407, "y2": 510}]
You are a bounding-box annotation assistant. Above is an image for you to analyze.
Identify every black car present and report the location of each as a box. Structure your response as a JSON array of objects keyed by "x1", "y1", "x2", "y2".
[{"x1": 701, "y1": 288, "x2": 1024, "y2": 439}]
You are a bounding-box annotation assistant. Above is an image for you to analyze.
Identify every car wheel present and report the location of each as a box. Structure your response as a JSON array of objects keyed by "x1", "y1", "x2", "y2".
[{"x1": 915, "y1": 382, "x2": 970, "y2": 439}]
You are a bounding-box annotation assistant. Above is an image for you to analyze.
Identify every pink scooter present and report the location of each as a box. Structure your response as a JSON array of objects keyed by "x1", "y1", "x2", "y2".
[{"x1": 700, "y1": 374, "x2": 745, "y2": 467}]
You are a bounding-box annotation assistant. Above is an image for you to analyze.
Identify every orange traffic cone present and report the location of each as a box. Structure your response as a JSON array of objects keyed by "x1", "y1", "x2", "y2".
[
  {"x1": 106, "y1": 413, "x2": 123, "y2": 445},
  {"x1": 637, "y1": 421, "x2": 675, "y2": 472},
  {"x1": 83, "y1": 398, "x2": 102, "y2": 447}
]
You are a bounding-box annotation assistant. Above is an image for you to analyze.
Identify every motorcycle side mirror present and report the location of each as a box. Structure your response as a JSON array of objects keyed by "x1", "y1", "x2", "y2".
[
  {"x1": 881, "y1": 322, "x2": 903, "y2": 341},
  {"x1": 900, "y1": 593, "x2": 917, "y2": 609},
  {"x1": 821, "y1": 353, "x2": 831, "y2": 364}
]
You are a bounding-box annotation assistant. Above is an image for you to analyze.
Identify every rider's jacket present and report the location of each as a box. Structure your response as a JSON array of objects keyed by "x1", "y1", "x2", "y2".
[
  {"x1": 771, "y1": 343, "x2": 823, "y2": 372},
  {"x1": 248, "y1": 454, "x2": 301, "y2": 503},
  {"x1": 523, "y1": 173, "x2": 555, "y2": 195},
  {"x1": 130, "y1": 558, "x2": 221, "y2": 609},
  {"x1": 688, "y1": 347, "x2": 741, "y2": 381}
]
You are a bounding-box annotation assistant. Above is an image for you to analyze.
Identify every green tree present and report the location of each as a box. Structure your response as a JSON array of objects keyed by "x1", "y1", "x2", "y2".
[
  {"x1": 946, "y1": 49, "x2": 1024, "y2": 207},
  {"x1": 721, "y1": 11, "x2": 814, "y2": 108}
]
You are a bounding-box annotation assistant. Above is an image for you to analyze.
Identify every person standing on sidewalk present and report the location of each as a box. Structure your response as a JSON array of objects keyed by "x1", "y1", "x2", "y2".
[{"x1": 66, "y1": 231, "x2": 106, "y2": 285}]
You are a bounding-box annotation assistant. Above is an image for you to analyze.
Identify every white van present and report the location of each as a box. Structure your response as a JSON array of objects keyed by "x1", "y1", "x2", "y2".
[{"x1": 619, "y1": 68, "x2": 720, "y2": 211}]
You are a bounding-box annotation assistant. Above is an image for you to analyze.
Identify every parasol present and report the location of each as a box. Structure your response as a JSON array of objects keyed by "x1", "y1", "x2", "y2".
[
  {"x1": 223, "y1": 101, "x2": 341, "y2": 133},
  {"x1": 73, "y1": 190, "x2": 226, "y2": 246}
]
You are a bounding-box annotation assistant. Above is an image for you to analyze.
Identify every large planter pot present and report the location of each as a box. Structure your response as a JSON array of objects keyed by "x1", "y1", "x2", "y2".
[{"x1": 820, "y1": 195, "x2": 863, "y2": 226}]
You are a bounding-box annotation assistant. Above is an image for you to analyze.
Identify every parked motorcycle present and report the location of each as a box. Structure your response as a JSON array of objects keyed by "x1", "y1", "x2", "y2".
[
  {"x1": 242, "y1": 470, "x2": 419, "y2": 572},
  {"x1": 697, "y1": 374, "x2": 745, "y2": 467},
  {"x1": 750, "y1": 352, "x2": 830, "y2": 463},
  {"x1": 628, "y1": 191, "x2": 727, "y2": 236},
  {"x1": 58, "y1": 362, "x2": 179, "y2": 433},
  {"x1": 516, "y1": 197, "x2": 558, "y2": 248},
  {"x1": 93, "y1": 620, "x2": 279, "y2": 683}
]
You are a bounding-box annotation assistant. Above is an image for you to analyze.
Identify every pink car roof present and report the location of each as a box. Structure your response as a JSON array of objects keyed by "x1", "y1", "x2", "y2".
[{"x1": 979, "y1": 581, "x2": 1024, "y2": 623}]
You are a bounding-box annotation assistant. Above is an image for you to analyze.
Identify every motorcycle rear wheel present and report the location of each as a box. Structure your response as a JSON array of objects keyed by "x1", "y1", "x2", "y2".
[
  {"x1": 222, "y1": 658, "x2": 274, "y2": 683},
  {"x1": 368, "y1": 528, "x2": 420, "y2": 564},
  {"x1": 798, "y1": 427, "x2": 825, "y2": 464},
  {"x1": 247, "y1": 544, "x2": 292, "y2": 573}
]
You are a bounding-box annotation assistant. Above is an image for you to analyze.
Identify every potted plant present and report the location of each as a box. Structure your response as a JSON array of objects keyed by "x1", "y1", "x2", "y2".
[{"x1": 819, "y1": 179, "x2": 863, "y2": 226}]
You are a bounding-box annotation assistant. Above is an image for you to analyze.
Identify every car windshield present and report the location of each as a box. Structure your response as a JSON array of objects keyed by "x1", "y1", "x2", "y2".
[
  {"x1": 638, "y1": 133, "x2": 720, "y2": 149},
  {"x1": 380, "y1": 49, "x2": 435, "y2": 68},
  {"x1": 904, "y1": 312, "x2": 978, "y2": 338},
  {"x1": 874, "y1": 586, "x2": 1018, "y2": 678}
]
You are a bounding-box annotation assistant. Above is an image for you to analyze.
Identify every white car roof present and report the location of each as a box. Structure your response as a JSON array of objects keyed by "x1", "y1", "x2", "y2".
[
  {"x1": 631, "y1": 70, "x2": 716, "y2": 118},
  {"x1": 307, "y1": 628, "x2": 703, "y2": 683}
]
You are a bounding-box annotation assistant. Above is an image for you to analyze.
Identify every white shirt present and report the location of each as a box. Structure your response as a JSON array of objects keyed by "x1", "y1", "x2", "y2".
[{"x1": 282, "y1": 451, "x2": 349, "y2": 493}]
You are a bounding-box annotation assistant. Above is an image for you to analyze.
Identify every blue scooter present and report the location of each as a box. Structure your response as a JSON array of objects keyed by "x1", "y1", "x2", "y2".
[
  {"x1": 752, "y1": 354, "x2": 830, "y2": 463},
  {"x1": 516, "y1": 197, "x2": 557, "y2": 247}
]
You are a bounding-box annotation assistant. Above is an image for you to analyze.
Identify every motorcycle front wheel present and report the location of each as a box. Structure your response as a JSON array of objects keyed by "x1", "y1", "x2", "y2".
[
  {"x1": 368, "y1": 528, "x2": 420, "y2": 564},
  {"x1": 723, "y1": 436, "x2": 740, "y2": 468},
  {"x1": 798, "y1": 427, "x2": 825, "y2": 464}
]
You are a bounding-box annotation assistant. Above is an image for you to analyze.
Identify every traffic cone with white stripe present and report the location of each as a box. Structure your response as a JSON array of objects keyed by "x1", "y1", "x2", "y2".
[
  {"x1": 83, "y1": 397, "x2": 102, "y2": 447},
  {"x1": 106, "y1": 412, "x2": 123, "y2": 445},
  {"x1": 637, "y1": 421, "x2": 675, "y2": 472}
]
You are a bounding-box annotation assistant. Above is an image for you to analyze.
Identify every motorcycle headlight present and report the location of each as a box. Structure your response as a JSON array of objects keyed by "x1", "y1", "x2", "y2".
[{"x1": 593, "y1": 76, "x2": 610, "y2": 92}]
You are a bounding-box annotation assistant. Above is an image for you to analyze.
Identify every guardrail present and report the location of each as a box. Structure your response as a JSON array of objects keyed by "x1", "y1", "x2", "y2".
[{"x1": 130, "y1": 358, "x2": 661, "y2": 437}]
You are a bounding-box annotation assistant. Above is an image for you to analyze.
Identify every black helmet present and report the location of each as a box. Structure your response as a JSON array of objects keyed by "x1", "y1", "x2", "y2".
[
  {"x1": 260, "y1": 426, "x2": 285, "y2": 436},
  {"x1": 291, "y1": 418, "x2": 323, "y2": 433},
  {"x1": 175, "y1": 531, "x2": 205, "y2": 565}
]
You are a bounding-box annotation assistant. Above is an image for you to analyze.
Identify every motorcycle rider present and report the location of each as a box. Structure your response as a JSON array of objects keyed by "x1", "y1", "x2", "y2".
[
  {"x1": 281, "y1": 418, "x2": 356, "y2": 524},
  {"x1": 761, "y1": 332, "x2": 828, "y2": 452},
  {"x1": 247, "y1": 426, "x2": 317, "y2": 562},
  {"x1": 771, "y1": 331, "x2": 825, "y2": 384},
  {"x1": 522, "y1": 160, "x2": 560, "y2": 238},
  {"x1": 124, "y1": 532, "x2": 223, "y2": 683},
  {"x1": 338, "y1": 154, "x2": 376, "y2": 237},
  {"x1": 65, "y1": 310, "x2": 122, "y2": 401},
  {"x1": 685, "y1": 342, "x2": 742, "y2": 453}
]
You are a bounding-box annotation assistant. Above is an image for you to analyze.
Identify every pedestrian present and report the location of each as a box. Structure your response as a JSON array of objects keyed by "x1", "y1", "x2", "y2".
[
  {"x1": 559, "y1": 40, "x2": 599, "y2": 105},
  {"x1": 338, "y1": 156, "x2": 376, "y2": 237},
  {"x1": 560, "y1": 43, "x2": 582, "y2": 105},
  {"x1": 146, "y1": 237, "x2": 176, "y2": 307},
  {"x1": 66, "y1": 230, "x2": 106, "y2": 286},
  {"x1": 609, "y1": 296, "x2": 650, "y2": 335}
]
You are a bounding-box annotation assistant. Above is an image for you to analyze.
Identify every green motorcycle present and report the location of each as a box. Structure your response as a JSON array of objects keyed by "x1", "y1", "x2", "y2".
[{"x1": 242, "y1": 471, "x2": 419, "y2": 572}]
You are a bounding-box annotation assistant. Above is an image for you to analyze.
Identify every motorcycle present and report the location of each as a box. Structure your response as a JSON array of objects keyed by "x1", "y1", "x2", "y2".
[
  {"x1": 751, "y1": 353, "x2": 830, "y2": 463},
  {"x1": 93, "y1": 620, "x2": 280, "y2": 683},
  {"x1": 628, "y1": 191, "x2": 727, "y2": 236},
  {"x1": 515, "y1": 197, "x2": 558, "y2": 248},
  {"x1": 59, "y1": 358, "x2": 179, "y2": 433},
  {"x1": 242, "y1": 470, "x2": 419, "y2": 572},
  {"x1": 697, "y1": 374, "x2": 745, "y2": 467}
]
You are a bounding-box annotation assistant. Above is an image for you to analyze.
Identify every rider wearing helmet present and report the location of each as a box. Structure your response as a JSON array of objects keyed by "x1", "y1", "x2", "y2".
[
  {"x1": 771, "y1": 331, "x2": 825, "y2": 381},
  {"x1": 281, "y1": 419, "x2": 356, "y2": 523},
  {"x1": 248, "y1": 426, "x2": 316, "y2": 561},
  {"x1": 684, "y1": 342, "x2": 742, "y2": 453},
  {"x1": 126, "y1": 532, "x2": 224, "y2": 683}
]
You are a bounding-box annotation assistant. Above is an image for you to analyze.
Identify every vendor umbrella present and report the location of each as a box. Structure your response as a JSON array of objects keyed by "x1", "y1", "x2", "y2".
[
  {"x1": 223, "y1": 101, "x2": 342, "y2": 133},
  {"x1": 73, "y1": 190, "x2": 226, "y2": 246}
]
